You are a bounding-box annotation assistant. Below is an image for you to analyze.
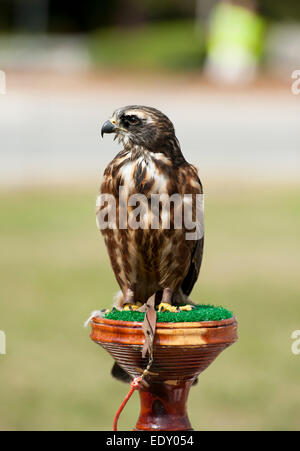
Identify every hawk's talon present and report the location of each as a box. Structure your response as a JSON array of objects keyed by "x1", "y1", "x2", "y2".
[
  {"x1": 157, "y1": 302, "x2": 177, "y2": 313},
  {"x1": 123, "y1": 302, "x2": 143, "y2": 311},
  {"x1": 178, "y1": 304, "x2": 193, "y2": 312},
  {"x1": 157, "y1": 302, "x2": 194, "y2": 313}
]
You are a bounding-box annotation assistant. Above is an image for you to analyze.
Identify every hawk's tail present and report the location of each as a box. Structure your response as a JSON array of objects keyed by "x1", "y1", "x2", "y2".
[{"x1": 111, "y1": 362, "x2": 132, "y2": 383}]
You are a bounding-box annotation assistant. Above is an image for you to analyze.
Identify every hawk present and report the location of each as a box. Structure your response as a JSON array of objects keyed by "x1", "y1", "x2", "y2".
[{"x1": 98, "y1": 106, "x2": 204, "y2": 381}]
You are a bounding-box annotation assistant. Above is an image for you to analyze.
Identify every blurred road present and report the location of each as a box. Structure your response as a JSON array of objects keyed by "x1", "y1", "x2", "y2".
[{"x1": 1, "y1": 73, "x2": 299, "y2": 187}]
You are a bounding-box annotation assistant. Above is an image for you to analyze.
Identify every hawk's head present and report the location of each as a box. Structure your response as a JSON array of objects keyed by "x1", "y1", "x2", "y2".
[{"x1": 101, "y1": 105, "x2": 177, "y2": 153}]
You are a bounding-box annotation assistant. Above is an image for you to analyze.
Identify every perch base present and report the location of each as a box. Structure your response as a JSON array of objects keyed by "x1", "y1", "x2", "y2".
[{"x1": 90, "y1": 317, "x2": 238, "y2": 431}]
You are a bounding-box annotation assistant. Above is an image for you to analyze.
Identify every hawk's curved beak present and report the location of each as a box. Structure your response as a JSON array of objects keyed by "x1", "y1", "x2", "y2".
[{"x1": 101, "y1": 120, "x2": 116, "y2": 138}]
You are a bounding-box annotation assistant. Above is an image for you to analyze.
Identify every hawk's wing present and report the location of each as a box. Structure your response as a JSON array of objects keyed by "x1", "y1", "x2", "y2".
[
  {"x1": 180, "y1": 236, "x2": 204, "y2": 297},
  {"x1": 180, "y1": 168, "x2": 204, "y2": 298}
]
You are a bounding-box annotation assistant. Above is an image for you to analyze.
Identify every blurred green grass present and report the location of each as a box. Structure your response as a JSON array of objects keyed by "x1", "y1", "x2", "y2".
[
  {"x1": 89, "y1": 20, "x2": 204, "y2": 70},
  {"x1": 0, "y1": 182, "x2": 299, "y2": 430}
]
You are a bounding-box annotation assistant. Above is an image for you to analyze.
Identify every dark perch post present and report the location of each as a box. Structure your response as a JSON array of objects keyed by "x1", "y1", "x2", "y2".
[{"x1": 136, "y1": 380, "x2": 193, "y2": 431}]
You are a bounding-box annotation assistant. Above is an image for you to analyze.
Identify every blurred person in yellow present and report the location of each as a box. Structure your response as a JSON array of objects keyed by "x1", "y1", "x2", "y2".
[{"x1": 205, "y1": 0, "x2": 265, "y2": 84}]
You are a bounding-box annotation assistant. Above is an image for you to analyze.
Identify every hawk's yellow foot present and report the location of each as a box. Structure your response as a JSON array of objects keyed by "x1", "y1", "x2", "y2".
[
  {"x1": 178, "y1": 305, "x2": 193, "y2": 312},
  {"x1": 157, "y1": 303, "x2": 193, "y2": 313},
  {"x1": 123, "y1": 302, "x2": 143, "y2": 311},
  {"x1": 157, "y1": 302, "x2": 178, "y2": 313}
]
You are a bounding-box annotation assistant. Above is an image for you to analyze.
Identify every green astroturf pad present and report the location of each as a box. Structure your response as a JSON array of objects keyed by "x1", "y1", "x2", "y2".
[{"x1": 105, "y1": 304, "x2": 233, "y2": 323}]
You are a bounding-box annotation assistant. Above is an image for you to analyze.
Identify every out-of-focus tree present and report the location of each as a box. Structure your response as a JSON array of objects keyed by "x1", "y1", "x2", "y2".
[
  {"x1": 14, "y1": 0, "x2": 49, "y2": 32},
  {"x1": 142, "y1": 0, "x2": 195, "y2": 20},
  {"x1": 110, "y1": 0, "x2": 196, "y2": 27},
  {"x1": 259, "y1": 0, "x2": 300, "y2": 22},
  {"x1": 1, "y1": 0, "x2": 300, "y2": 33}
]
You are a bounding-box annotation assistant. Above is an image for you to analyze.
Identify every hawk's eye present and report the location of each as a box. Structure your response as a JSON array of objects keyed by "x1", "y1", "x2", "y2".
[{"x1": 125, "y1": 115, "x2": 139, "y2": 125}]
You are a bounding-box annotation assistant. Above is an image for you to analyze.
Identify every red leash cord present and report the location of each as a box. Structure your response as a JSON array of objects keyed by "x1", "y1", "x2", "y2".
[
  {"x1": 113, "y1": 376, "x2": 142, "y2": 431},
  {"x1": 112, "y1": 300, "x2": 157, "y2": 431}
]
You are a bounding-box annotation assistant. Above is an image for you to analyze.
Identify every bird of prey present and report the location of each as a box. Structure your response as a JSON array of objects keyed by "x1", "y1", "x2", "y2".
[{"x1": 98, "y1": 106, "x2": 204, "y2": 381}]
